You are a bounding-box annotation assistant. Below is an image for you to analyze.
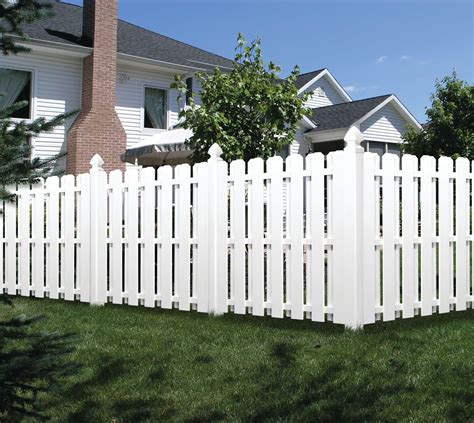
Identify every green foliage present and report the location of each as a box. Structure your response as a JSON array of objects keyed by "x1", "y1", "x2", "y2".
[
  {"x1": 0, "y1": 101, "x2": 73, "y2": 202},
  {"x1": 0, "y1": 3, "x2": 80, "y2": 421},
  {"x1": 401, "y1": 71, "x2": 474, "y2": 160},
  {"x1": 171, "y1": 33, "x2": 311, "y2": 163},
  {"x1": 0, "y1": 0, "x2": 52, "y2": 55}
]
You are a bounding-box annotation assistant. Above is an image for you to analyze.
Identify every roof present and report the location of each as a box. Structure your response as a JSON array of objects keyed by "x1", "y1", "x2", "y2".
[
  {"x1": 307, "y1": 94, "x2": 392, "y2": 132},
  {"x1": 14, "y1": 1, "x2": 234, "y2": 70},
  {"x1": 294, "y1": 69, "x2": 326, "y2": 89}
]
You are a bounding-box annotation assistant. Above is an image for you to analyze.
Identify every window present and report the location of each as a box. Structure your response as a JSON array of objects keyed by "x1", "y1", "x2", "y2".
[
  {"x1": 185, "y1": 77, "x2": 193, "y2": 106},
  {"x1": 144, "y1": 87, "x2": 167, "y2": 129},
  {"x1": 0, "y1": 68, "x2": 32, "y2": 119}
]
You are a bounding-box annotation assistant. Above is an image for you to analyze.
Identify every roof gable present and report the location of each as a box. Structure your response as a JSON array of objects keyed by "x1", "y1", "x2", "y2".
[
  {"x1": 307, "y1": 94, "x2": 421, "y2": 133},
  {"x1": 294, "y1": 69, "x2": 326, "y2": 89},
  {"x1": 296, "y1": 69, "x2": 352, "y2": 102}
]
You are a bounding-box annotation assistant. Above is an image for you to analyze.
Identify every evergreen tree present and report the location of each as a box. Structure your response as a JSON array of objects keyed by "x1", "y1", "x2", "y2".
[
  {"x1": 0, "y1": 0, "x2": 52, "y2": 55},
  {"x1": 1, "y1": 1, "x2": 80, "y2": 421}
]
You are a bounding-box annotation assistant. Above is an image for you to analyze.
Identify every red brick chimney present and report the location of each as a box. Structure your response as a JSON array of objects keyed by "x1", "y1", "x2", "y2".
[{"x1": 66, "y1": 0, "x2": 127, "y2": 175}]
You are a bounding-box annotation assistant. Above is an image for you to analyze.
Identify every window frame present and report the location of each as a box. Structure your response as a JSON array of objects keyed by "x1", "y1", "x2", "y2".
[
  {"x1": 141, "y1": 84, "x2": 169, "y2": 133},
  {"x1": 0, "y1": 65, "x2": 36, "y2": 122}
]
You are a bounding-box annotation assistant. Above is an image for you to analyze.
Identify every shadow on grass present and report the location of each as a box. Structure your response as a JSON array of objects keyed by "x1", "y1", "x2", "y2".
[{"x1": 45, "y1": 352, "x2": 174, "y2": 422}]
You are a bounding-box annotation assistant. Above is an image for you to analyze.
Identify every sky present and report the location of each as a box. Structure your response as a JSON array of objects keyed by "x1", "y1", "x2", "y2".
[{"x1": 68, "y1": 0, "x2": 473, "y2": 122}]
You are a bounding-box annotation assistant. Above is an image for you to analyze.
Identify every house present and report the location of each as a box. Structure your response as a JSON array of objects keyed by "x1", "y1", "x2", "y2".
[{"x1": 1, "y1": 0, "x2": 421, "y2": 174}]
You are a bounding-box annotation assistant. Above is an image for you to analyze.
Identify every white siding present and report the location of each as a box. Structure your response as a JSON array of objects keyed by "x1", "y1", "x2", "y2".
[
  {"x1": 360, "y1": 103, "x2": 408, "y2": 143},
  {"x1": 303, "y1": 76, "x2": 347, "y2": 108},
  {"x1": 1, "y1": 51, "x2": 82, "y2": 160},
  {"x1": 289, "y1": 129, "x2": 311, "y2": 155},
  {"x1": 115, "y1": 65, "x2": 182, "y2": 148}
]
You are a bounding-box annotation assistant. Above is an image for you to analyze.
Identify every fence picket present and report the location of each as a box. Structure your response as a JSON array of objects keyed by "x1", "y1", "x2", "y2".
[
  {"x1": 267, "y1": 156, "x2": 284, "y2": 318},
  {"x1": 306, "y1": 153, "x2": 325, "y2": 322},
  {"x1": 32, "y1": 179, "x2": 45, "y2": 298},
  {"x1": 362, "y1": 153, "x2": 377, "y2": 324},
  {"x1": 287, "y1": 154, "x2": 304, "y2": 320},
  {"x1": 402, "y1": 155, "x2": 417, "y2": 318},
  {"x1": 140, "y1": 167, "x2": 156, "y2": 308},
  {"x1": 248, "y1": 158, "x2": 264, "y2": 316},
  {"x1": 62, "y1": 175, "x2": 75, "y2": 300},
  {"x1": 420, "y1": 156, "x2": 435, "y2": 316},
  {"x1": 455, "y1": 158, "x2": 469, "y2": 310},
  {"x1": 176, "y1": 164, "x2": 191, "y2": 311},
  {"x1": 46, "y1": 176, "x2": 59, "y2": 299},
  {"x1": 109, "y1": 170, "x2": 123, "y2": 304},
  {"x1": 230, "y1": 160, "x2": 246, "y2": 314},
  {"x1": 438, "y1": 157, "x2": 452, "y2": 313},
  {"x1": 17, "y1": 184, "x2": 30, "y2": 296},
  {"x1": 158, "y1": 165, "x2": 173, "y2": 309},
  {"x1": 125, "y1": 167, "x2": 139, "y2": 305},
  {"x1": 382, "y1": 154, "x2": 397, "y2": 321},
  {"x1": 196, "y1": 163, "x2": 209, "y2": 312},
  {"x1": 77, "y1": 173, "x2": 90, "y2": 302},
  {"x1": 5, "y1": 186, "x2": 17, "y2": 295}
]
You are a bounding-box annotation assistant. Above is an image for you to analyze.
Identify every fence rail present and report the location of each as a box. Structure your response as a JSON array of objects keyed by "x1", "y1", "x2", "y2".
[{"x1": 1, "y1": 132, "x2": 473, "y2": 327}]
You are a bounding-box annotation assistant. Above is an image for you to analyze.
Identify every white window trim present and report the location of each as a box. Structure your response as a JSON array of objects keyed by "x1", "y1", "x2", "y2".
[
  {"x1": 141, "y1": 83, "x2": 169, "y2": 133},
  {"x1": 1, "y1": 65, "x2": 37, "y2": 124}
]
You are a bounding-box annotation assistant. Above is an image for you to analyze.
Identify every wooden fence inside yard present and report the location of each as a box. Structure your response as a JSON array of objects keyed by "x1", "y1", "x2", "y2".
[{"x1": 1, "y1": 133, "x2": 473, "y2": 328}]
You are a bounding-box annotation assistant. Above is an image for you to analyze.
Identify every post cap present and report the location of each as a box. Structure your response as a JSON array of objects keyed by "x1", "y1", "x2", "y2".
[
  {"x1": 208, "y1": 143, "x2": 223, "y2": 161},
  {"x1": 90, "y1": 154, "x2": 104, "y2": 170},
  {"x1": 344, "y1": 126, "x2": 364, "y2": 152}
]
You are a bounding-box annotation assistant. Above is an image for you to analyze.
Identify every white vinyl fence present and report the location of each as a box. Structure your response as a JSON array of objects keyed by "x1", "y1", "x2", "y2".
[{"x1": 1, "y1": 131, "x2": 473, "y2": 328}]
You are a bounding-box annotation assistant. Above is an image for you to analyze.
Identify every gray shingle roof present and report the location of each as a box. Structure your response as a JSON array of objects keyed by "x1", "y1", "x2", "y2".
[
  {"x1": 15, "y1": 1, "x2": 234, "y2": 69},
  {"x1": 294, "y1": 69, "x2": 326, "y2": 89},
  {"x1": 308, "y1": 94, "x2": 392, "y2": 132}
]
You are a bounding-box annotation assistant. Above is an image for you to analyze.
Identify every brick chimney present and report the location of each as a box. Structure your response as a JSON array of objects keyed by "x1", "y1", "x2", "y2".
[{"x1": 66, "y1": 0, "x2": 126, "y2": 175}]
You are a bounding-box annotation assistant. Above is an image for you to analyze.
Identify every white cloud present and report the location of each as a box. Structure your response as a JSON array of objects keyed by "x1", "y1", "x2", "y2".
[
  {"x1": 418, "y1": 60, "x2": 430, "y2": 65},
  {"x1": 375, "y1": 55, "x2": 387, "y2": 64},
  {"x1": 400, "y1": 55, "x2": 410, "y2": 61},
  {"x1": 343, "y1": 85, "x2": 377, "y2": 93}
]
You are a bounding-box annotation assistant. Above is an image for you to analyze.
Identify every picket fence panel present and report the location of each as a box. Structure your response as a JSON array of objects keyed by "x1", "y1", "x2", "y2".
[{"x1": 1, "y1": 144, "x2": 473, "y2": 328}]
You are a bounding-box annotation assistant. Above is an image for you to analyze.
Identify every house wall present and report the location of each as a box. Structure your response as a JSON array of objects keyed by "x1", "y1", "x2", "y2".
[
  {"x1": 360, "y1": 103, "x2": 408, "y2": 144},
  {"x1": 289, "y1": 129, "x2": 311, "y2": 156},
  {"x1": 1, "y1": 51, "x2": 83, "y2": 160},
  {"x1": 115, "y1": 64, "x2": 183, "y2": 148},
  {"x1": 303, "y1": 76, "x2": 347, "y2": 108}
]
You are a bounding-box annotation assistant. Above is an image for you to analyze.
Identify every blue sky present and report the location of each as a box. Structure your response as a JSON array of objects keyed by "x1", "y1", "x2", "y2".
[{"x1": 69, "y1": 0, "x2": 473, "y2": 122}]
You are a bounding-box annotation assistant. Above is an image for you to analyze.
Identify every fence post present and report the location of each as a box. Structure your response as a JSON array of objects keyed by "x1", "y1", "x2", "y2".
[
  {"x1": 207, "y1": 144, "x2": 228, "y2": 315},
  {"x1": 89, "y1": 154, "x2": 107, "y2": 305},
  {"x1": 332, "y1": 127, "x2": 365, "y2": 329}
]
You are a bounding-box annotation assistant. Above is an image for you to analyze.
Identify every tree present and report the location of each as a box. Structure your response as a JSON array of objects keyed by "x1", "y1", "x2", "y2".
[
  {"x1": 1, "y1": 2, "x2": 80, "y2": 421},
  {"x1": 0, "y1": 0, "x2": 52, "y2": 55},
  {"x1": 401, "y1": 72, "x2": 473, "y2": 160},
  {"x1": 171, "y1": 33, "x2": 311, "y2": 163}
]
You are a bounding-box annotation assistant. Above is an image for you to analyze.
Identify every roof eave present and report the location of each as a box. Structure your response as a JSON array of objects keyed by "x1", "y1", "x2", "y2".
[{"x1": 8, "y1": 35, "x2": 92, "y2": 57}]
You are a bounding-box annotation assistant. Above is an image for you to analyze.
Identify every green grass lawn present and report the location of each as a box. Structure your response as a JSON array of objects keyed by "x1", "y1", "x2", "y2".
[{"x1": 2, "y1": 298, "x2": 474, "y2": 422}]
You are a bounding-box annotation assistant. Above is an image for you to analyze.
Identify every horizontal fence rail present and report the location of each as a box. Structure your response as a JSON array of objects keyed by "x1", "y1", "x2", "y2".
[{"x1": 1, "y1": 140, "x2": 473, "y2": 328}]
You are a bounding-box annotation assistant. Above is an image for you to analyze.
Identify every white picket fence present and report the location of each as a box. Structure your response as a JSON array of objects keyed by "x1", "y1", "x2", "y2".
[{"x1": 1, "y1": 132, "x2": 473, "y2": 327}]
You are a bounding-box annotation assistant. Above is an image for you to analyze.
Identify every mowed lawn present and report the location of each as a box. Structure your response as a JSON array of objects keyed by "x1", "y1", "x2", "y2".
[{"x1": 2, "y1": 298, "x2": 474, "y2": 422}]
